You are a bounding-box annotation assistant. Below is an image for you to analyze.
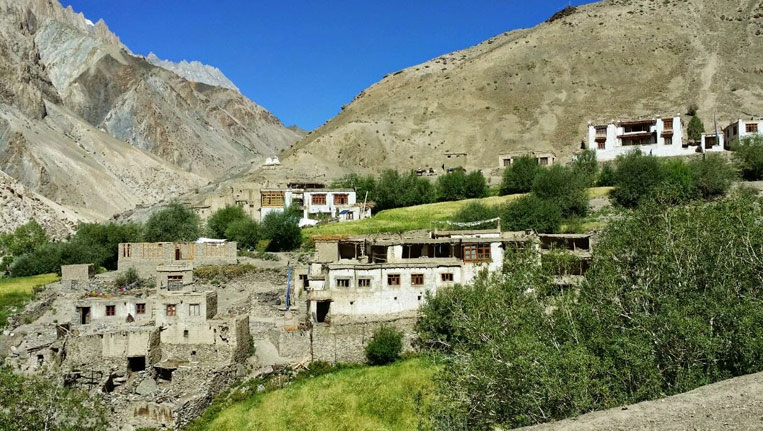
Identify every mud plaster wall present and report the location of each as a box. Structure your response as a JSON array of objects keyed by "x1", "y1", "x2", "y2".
[{"x1": 310, "y1": 317, "x2": 417, "y2": 363}]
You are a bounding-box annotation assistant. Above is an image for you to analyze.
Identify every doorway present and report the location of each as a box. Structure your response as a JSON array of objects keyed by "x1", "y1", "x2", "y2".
[
  {"x1": 79, "y1": 307, "x2": 91, "y2": 324},
  {"x1": 315, "y1": 301, "x2": 331, "y2": 323}
]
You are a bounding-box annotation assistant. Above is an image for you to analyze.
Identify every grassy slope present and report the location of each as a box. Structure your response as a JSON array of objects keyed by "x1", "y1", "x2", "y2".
[
  {"x1": 0, "y1": 273, "x2": 59, "y2": 327},
  {"x1": 304, "y1": 187, "x2": 613, "y2": 237},
  {"x1": 195, "y1": 357, "x2": 437, "y2": 431}
]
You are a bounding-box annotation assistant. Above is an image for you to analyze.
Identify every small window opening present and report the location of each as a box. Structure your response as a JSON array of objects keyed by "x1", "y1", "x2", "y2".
[
  {"x1": 183, "y1": 329, "x2": 189, "y2": 337},
  {"x1": 37, "y1": 354, "x2": 44, "y2": 365},
  {"x1": 127, "y1": 356, "x2": 146, "y2": 372},
  {"x1": 156, "y1": 367, "x2": 174, "y2": 382}
]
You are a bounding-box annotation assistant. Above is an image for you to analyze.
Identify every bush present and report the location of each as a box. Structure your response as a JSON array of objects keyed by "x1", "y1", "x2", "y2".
[
  {"x1": 500, "y1": 156, "x2": 540, "y2": 195},
  {"x1": 375, "y1": 170, "x2": 436, "y2": 211},
  {"x1": 611, "y1": 150, "x2": 664, "y2": 208},
  {"x1": 0, "y1": 221, "x2": 49, "y2": 273},
  {"x1": 734, "y1": 135, "x2": 763, "y2": 180},
  {"x1": 64, "y1": 222, "x2": 142, "y2": 270},
  {"x1": 453, "y1": 202, "x2": 501, "y2": 225},
  {"x1": 690, "y1": 154, "x2": 737, "y2": 199},
  {"x1": 597, "y1": 162, "x2": 616, "y2": 187},
  {"x1": 436, "y1": 169, "x2": 467, "y2": 202},
  {"x1": 144, "y1": 202, "x2": 200, "y2": 242},
  {"x1": 531, "y1": 165, "x2": 589, "y2": 217},
  {"x1": 207, "y1": 205, "x2": 248, "y2": 239},
  {"x1": 464, "y1": 171, "x2": 489, "y2": 199},
  {"x1": 502, "y1": 195, "x2": 562, "y2": 233},
  {"x1": 652, "y1": 159, "x2": 697, "y2": 204},
  {"x1": 8, "y1": 243, "x2": 62, "y2": 277},
  {"x1": 114, "y1": 267, "x2": 140, "y2": 289},
  {"x1": 365, "y1": 325, "x2": 404, "y2": 366},
  {"x1": 261, "y1": 210, "x2": 302, "y2": 252},
  {"x1": 225, "y1": 218, "x2": 261, "y2": 250}
]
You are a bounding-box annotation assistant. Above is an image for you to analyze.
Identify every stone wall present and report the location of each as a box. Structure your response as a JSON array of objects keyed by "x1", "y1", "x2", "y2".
[{"x1": 310, "y1": 316, "x2": 417, "y2": 363}]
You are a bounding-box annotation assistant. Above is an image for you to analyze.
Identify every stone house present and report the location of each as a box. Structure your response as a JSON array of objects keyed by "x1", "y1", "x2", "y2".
[
  {"x1": 723, "y1": 118, "x2": 763, "y2": 148},
  {"x1": 117, "y1": 241, "x2": 237, "y2": 277}
]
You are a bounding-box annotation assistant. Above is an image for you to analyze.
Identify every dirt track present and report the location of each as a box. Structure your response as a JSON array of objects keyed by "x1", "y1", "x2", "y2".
[{"x1": 520, "y1": 372, "x2": 763, "y2": 431}]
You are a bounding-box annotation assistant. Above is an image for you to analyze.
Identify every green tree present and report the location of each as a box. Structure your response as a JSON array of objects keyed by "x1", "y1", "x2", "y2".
[
  {"x1": 225, "y1": 218, "x2": 261, "y2": 250},
  {"x1": 502, "y1": 195, "x2": 562, "y2": 233},
  {"x1": 687, "y1": 116, "x2": 705, "y2": 143},
  {"x1": 464, "y1": 171, "x2": 488, "y2": 199},
  {"x1": 262, "y1": 210, "x2": 302, "y2": 252},
  {"x1": 63, "y1": 222, "x2": 142, "y2": 270},
  {"x1": 365, "y1": 325, "x2": 404, "y2": 366},
  {"x1": 8, "y1": 243, "x2": 63, "y2": 277},
  {"x1": 733, "y1": 135, "x2": 763, "y2": 180},
  {"x1": 453, "y1": 202, "x2": 501, "y2": 225},
  {"x1": 207, "y1": 205, "x2": 248, "y2": 239},
  {"x1": 0, "y1": 221, "x2": 49, "y2": 272},
  {"x1": 653, "y1": 158, "x2": 697, "y2": 204},
  {"x1": 570, "y1": 149, "x2": 599, "y2": 187},
  {"x1": 531, "y1": 165, "x2": 589, "y2": 217},
  {"x1": 436, "y1": 169, "x2": 467, "y2": 202},
  {"x1": 690, "y1": 154, "x2": 737, "y2": 199},
  {"x1": 144, "y1": 202, "x2": 200, "y2": 242},
  {"x1": 611, "y1": 150, "x2": 664, "y2": 207},
  {"x1": 500, "y1": 156, "x2": 540, "y2": 195},
  {"x1": 0, "y1": 366, "x2": 108, "y2": 431},
  {"x1": 597, "y1": 162, "x2": 616, "y2": 187}
]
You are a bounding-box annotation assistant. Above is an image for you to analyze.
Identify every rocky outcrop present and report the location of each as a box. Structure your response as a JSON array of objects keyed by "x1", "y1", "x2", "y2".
[{"x1": 146, "y1": 52, "x2": 240, "y2": 92}]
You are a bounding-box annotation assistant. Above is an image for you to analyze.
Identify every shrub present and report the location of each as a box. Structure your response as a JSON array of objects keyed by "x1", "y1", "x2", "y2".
[
  {"x1": 114, "y1": 267, "x2": 140, "y2": 289},
  {"x1": 611, "y1": 150, "x2": 664, "y2": 208},
  {"x1": 375, "y1": 170, "x2": 436, "y2": 211},
  {"x1": 207, "y1": 205, "x2": 248, "y2": 239},
  {"x1": 0, "y1": 221, "x2": 49, "y2": 273},
  {"x1": 652, "y1": 159, "x2": 697, "y2": 204},
  {"x1": 144, "y1": 202, "x2": 200, "y2": 242},
  {"x1": 500, "y1": 156, "x2": 540, "y2": 195},
  {"x1": 261, "y1": 210, "x2": 302, "y2": 252},
  {"x1": 453, "y1": 202, "x2": 501, "y2": 225},
  {"x1": 365, "y1": 325, "x2": 404, "y2": 366},
  {"x1": 597, "y1": 162, "x2": 616, "y2": 187},
  {"x1": 690, "y1": 154, "x2": 737, "y2": 199},
  {"x1": 502, "y1": 194, "x2": 562, "y2": 233},
  {"x1": 570, "y1": 149, "x2": 598, "y2": 187},
  {"x1": 531, "y1": 165, "x2": 589, "y2": 217},
  {"x1": 436, "y1": 169, "x2": 467, "y2": 202},
  {"x1": 225, "y1": 218, "x2": 261, "y2": 250},
  {"x1": 734, "y1": 135, "x2": 763, "y2": 180},
  {"x1": 8, "y1": 243, "x2": 62, "y2": 277}
]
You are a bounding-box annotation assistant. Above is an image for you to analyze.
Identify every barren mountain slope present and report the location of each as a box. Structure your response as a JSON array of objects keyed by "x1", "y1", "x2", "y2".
[
  {"x1": 256, "y1": 0, "x2": 763, "y2": 181},
  {"x1": 0, "y1": 0, "x2": 303, "y2": 234}
]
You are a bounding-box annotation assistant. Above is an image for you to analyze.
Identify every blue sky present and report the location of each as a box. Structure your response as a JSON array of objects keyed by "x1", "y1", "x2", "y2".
[{"x1": 64, "y1": 1, "x2": 590, "y2": 130}]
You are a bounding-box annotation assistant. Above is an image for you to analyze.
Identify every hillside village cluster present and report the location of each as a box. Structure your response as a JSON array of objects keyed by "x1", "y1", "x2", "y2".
[{"x1": 2, "y1": 112, "x2": 760, "y2": 429}]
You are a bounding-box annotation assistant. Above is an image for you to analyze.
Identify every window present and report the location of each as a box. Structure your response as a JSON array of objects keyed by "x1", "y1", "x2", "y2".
[
  {"x1": 747, "y1": 123, "x2": 759, "y2": 133},
  {"x1": 167, "y1": 275, "x2": 183, "y2": 291},
  {"x1": 105, "y1": 305, "x2": 116, "y2": 316},
  {"x1": 441, "y1": 273, "x2": 454, "y2": 282},
  {"x1": 122, "y1": 243, "x2": 131, "y2": 258},
  {"x1": 503, "y1": 158, "x2": 512, "y2": 167},
  {"x1": 595, "y1": 126, "x2": 607, "y2": 136},
  {"x1": 311, "y1": 194, "x2": 327, "y2": 205},
  {"x1": 539, "y1": 157, "x2": 549, "y2": 166},
  {"x1": 597, "y1": 141, "x2": 606, "y2": 150},
  {"x1": 189, "y1": 304, "x2": 201, "y2": 317},
  {"x1": 165, "y1": 304, "x2": 176, "y2": 317},
  {"x1": 463, "y1": 244, "x2": 491, "y2": 262},
  {"x1": 136, "y1": 303, "x2": 146, "y2": 315},
  {"x1": 358, "y1": 278, "x2": 371, "y2": 288},
  {"x1": 387, "y1": 274, "x2": 401, "y2": 286},
  {"x1": 411, "y1": 274, "x2": 424, "y2": 286},
  {"x1": 662, "y1": 121, "x2": 673, "y2": 131},
  {"x1": 261, "y1": 191, "x2": 285, "y2": 207},
  {"x1": 336, "y1": 278, "x2": 350, "y2": 288},
  {"x1": 334, "y1": 194, "x2": 349, "y2": 205}
]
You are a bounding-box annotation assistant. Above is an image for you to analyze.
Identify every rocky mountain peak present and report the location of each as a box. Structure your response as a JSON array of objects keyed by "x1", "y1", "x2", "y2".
[{"x1": 145, "y1": 52, "x2": 240, "y2": 92}]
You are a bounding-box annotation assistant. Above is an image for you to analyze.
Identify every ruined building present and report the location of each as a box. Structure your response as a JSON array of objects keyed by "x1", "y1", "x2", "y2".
[{"x1": 117, "y1": 240, "x2": 237, "y2": 277}]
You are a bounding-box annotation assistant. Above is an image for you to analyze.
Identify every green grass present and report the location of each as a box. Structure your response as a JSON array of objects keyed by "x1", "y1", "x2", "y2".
[
  {"x1": 191, "y1": 357, "x2": 438, "y2": 431},
  {"x1": 304, "y1": 187, "x2": 613, "y2": 237},
  {"x1": 0, "y1": 273, "x2": 59, "y2": 327}
]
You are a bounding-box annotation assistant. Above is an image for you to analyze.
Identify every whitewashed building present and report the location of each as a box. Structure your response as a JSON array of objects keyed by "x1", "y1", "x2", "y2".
[
  {"x1": 587, "y1": 115, "x2": 723, "y2": 160},
  {"x1": 723, "y1": 118, "x2": 763, "y2": 148},
  {"x1": 305, "y1": 230, "x2": 592, "y2": 322},
  {"x1": 302, "y1": 189, "x2": 371, "y2": 222}
]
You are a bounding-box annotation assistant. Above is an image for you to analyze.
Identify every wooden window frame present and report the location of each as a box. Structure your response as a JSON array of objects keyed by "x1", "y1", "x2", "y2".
[
  {"x1": 358, "y1": 278, "x2": 371, "y2": 288},
  {"x1": 463, "y1": 244, "x2": 491, "y2": 262},
  {"x1": 165, "y1": 304, "x2": 177, "y2": 317},
  {"x1": 441, "y1": 273, "x2": 454, "y2": 282},
  {"x1": 105, "y1": 305, "x2": 116, "y2": 317},
  {"x1": 411, "y1": 274, "x2": 424, "y2": 286},
  {"x1": 336, "y1": 278, "x2": 350, "y2": 288},
  {"x1": 261, "y1": 191, "x2": 285, "y2": 207},
  {"x1": 189, "y1": 303, "x2": 201, "y2": 317},
  {"x1": 333, "y1": 194, "x2": 349, "y2": 205},
  {"x1": 746, "y1": 123, "x2": 759, "y2": 133},
  {"x1": 311, "y1": 194, "x2": 327, "y2": 205},
  {"x1": 387, "y1": 274, "x2": 401, "y2": 286},
  {"x1": 136, "y1": 303, "x2": 146, "y2": 315}
]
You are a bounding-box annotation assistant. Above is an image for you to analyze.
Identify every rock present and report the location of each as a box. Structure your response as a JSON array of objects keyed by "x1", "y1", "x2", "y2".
[{"x1": 135, "y1": 376, "x2": 158, "y2": 395}]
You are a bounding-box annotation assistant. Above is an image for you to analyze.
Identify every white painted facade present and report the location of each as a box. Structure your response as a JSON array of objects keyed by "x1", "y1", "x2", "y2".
[
  {"x1": 723, "y1": 118, "x2": 763, "y2": 148},
  {"x1": 700, "y1": 133, "x2": 725, "y2": 151},
  {"x1": 587, "y1": 115, "x2": 724, "y2": 160},
  {"x1": 259, "y1": 188, "x2": 296, "y2": 221}
]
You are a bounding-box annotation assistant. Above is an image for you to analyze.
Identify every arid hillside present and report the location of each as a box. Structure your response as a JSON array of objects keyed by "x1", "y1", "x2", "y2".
[
  {"x1": 247, "y1": 0, "x2": 763, "y2": 183},
  {"x1": 0, "y1": 0, "x2": 303, "y2": 234}
]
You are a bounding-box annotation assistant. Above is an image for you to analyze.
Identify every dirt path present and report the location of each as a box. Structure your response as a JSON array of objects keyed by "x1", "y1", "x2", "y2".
[{"x1": 518, "y1": 372, "x2": 763, "y2": 430}]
